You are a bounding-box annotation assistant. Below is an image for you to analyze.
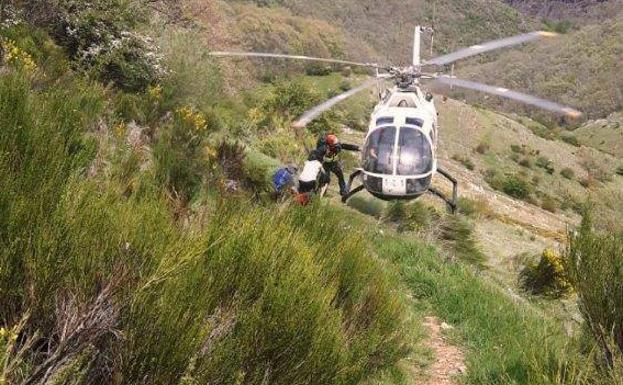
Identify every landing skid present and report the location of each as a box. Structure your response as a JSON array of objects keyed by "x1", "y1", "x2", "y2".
[
  {"x1": 341, "y1": 169, "x2": 364, "y2": 203},
  {"x1": 429, "y1": 168, "x2": 458, "y2": 214}
]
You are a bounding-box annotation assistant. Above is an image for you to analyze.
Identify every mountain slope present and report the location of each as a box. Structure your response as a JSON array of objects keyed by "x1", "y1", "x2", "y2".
[
  {"x1": 503, "y1": 0, "x2": 623, "y2": 21},
  {"x1": 457, "y1": 7, "x2": 623, "y2": 120},
  {"x1": 574, "y1": 111, "x2": 623, "y2": 157},
  {"x1": 231, "y1": 0, "x2": 536, "y2": 64}
]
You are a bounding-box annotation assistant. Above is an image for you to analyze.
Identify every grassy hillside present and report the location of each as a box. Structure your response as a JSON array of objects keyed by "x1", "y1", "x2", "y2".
[{"x1": 574, "y1": 112, "x2": 623, "y2": 157}]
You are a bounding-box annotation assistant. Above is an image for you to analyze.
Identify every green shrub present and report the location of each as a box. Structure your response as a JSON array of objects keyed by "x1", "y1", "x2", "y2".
[
  {"x1": 384, "y1": 201, "x2": 407, "y2": 223},
  {"x1": 153, "y1": 106, "x2": 211, "y2": 202},
  {"x1": 160, "y1": 30, "x2": 223, "y2": 110},
  {"x1": 521, "y1": 249, "x2": 571, "y2": 298},
  {"x1": 540, "y1": 194, "x2": 558, "y2": 213},
  {"x1": 535, "y1": 156, "x2": 551, "y2": 169},
  {"x1": 475, "y1": 142, "x2": 490, "y2": 154},
  {"x1": 485, "y1": 170, "x2": 533, "y2": 200},
  {"x1": 347, "y1": 196, "x2": 385, "y2": 218},
  {"x1": 504, "y1": 176, "x2": 532, "y2": 199},
  {"x1": 383, "y1": 201, "x2": 437, "y2": 233},
  {"x1": 543, "y1": 19, "x2": 574, "y2": 34},
  {"x1": 401, "y1": 202, "x2": 436, "y2": 232},
  {"x1": 452, "y1": 154, "x2": 475, "y2": 170},
  {"x1": 261, "y1": 79, "x2": 338, "y2": 134},
  {"x1": 457, "y1": 197, "x2": 491, "y2": 218},
  {"x1": 518, "y1": 157, "x2": 533, "y2": 168},
  {"x1": 338, "y1": 79, "x2": 352, "y2": 92},
  {"x1": 510, "y1": 144, "x2": 525, "y2": 154},
  {"x1": 561, "y1": 167, "x2": 575, "y2": 180},
  {"x1": 438, "y1": 216, "x2": 485, "y2": 266},
  {"x1": 34, "y1": 0, "x2": 165, "y2": 92},
  {"x1": 560, "y1": 192, "x2": 583, "y2": 214},
  {"x1": 305, "y1": 63, "x2": 332, "y2": 76},
  {"x1": 565, "y1": 214, "x2": 623, "y2": 369},
  {"x1": 256, "y1": 130, "x2": 303, "y2": 163},
  {"x1": 561, "y1": 134, "x2": 580, "y2": 147},
  {"x1": 580, "y1": 158, "x2": 613, "y2": 184}
]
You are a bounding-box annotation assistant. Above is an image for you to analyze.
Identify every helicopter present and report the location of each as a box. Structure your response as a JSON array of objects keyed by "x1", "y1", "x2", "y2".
[{"x1": 210, "y1": 27, "x2": 582, "y2": 213}]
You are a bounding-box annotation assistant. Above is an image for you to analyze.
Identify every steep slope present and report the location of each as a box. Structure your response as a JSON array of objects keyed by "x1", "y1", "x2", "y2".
[{"x1": 574, "y1": 111, "x2": 623, "y2": 157}]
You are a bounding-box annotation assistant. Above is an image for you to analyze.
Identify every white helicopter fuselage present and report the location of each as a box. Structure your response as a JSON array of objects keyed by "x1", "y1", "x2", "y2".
[{"x1": 358, "y1": 86, "x2": 439, "y2": 199}]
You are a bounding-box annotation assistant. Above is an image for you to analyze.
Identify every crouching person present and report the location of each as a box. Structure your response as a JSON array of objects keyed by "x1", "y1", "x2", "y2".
[{"x1": 295, "y1": 159, "x2": 328, "y2": 205}]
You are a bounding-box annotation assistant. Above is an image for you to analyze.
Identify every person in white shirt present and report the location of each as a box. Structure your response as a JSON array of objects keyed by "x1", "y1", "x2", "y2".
[{"x1": 297, "y1": 160, "x2": 327, "y2": 194}]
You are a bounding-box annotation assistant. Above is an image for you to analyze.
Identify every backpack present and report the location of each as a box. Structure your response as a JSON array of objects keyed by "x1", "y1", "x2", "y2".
[{"x1": 272, "y1": 167, "x2": 295, "y2": 192}]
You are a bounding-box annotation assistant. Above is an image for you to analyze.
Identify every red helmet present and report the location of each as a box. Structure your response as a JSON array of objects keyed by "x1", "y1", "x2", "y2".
[{"x1": 325, "y1": 134, "x2": 339, "y2": 146}]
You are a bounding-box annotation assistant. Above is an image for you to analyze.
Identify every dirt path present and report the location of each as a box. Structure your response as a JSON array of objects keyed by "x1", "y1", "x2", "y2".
[{"x1": 418, "y1": 316, "x2": 466, "y2": 385}]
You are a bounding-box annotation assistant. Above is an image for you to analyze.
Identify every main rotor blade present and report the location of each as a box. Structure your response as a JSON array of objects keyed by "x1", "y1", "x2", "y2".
[
  {"x1": 424, "y1": 31, "x2": 558, "y2": 66},
  {"x1": 209, "y1": 51, "x2": 385, "y2": 70},
  {"x1": 293, "y1": 79, "x2": 379, "y2": 128},
  {"x1": 434, "y1": 76, "x2": 582, "y2": 118}
]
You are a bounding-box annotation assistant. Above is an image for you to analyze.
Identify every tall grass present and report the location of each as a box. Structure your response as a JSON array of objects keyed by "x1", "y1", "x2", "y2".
[
  {"x1": 0, "y1": 71, "x2": 105, "y2": 317},
  {"x1": 0, "y1": 67, "x2": 413, "y2": 383}
]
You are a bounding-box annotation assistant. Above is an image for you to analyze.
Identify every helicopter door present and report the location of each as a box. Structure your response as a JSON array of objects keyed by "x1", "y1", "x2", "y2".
[{"x1": 363, "y1": 126, "x2": 397, "y2": 175}]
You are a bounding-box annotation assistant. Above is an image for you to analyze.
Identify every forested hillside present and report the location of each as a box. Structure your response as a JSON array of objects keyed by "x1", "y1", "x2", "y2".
[
  {"x1": 238, "y1": 0, "x2": 533, "y2": 63},
  {"x1": 458, "y1": 7, "x2": 623, "y2": 121}
]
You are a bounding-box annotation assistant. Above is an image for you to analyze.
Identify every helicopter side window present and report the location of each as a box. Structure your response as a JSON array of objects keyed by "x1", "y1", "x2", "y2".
[
  {"x1": 405, "y1": 117, "x2": 424, "y2": 127},
  {"x1": 363, "y1": 126, "x2": 396, "y2": 175},
  {"x1": 376, "y1": 117, "x2": 394, "y2": 125},
  {"x1": 396, "y1": 127, "x2": 433, "y2": 176}
]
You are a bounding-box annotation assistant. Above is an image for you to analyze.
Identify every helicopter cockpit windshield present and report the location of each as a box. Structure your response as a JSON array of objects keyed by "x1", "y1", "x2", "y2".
[
  {"x1": 363, "y1": 126, "x2": 433, "y2": 176},
  {"x1": 397, "y1": 127, "x2": 432, "y2": 175}
]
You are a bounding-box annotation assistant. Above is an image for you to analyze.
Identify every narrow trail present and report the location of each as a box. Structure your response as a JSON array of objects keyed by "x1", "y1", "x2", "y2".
[{"x1": 418, "y1": 317, "x2": 466, "y2": 385}]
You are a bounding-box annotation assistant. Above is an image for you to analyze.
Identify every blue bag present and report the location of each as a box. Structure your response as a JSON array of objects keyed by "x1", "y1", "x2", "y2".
[{"x1": 273, "y1": 167, "x2": 295, "y2": 192}]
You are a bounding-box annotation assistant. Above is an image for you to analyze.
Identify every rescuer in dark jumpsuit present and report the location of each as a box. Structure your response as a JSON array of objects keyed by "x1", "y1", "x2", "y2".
[{"x1": 309, "y1": 134, "x2": 360, "y2": 196}]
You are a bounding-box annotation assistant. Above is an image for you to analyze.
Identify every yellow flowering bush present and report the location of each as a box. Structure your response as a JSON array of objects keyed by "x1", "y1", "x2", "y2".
[
  {"x1": 2, "y1": 39, "x2": 36, "y2": 72},
  {"x1": 147, "y1": 84, "x2": 163, "y2": 102},
  {"x1": 114, "y1": 121, "x2": 127, "y2": 138},
  {"x1": 176, "y1": 106, "x2": 207, "y2": 134},
  {"x1": 246, "y1": 107, "x2": 264, "y2": 125},
  {"x1": 520, "y1": 248, "x2": 572, "y2": 297}
]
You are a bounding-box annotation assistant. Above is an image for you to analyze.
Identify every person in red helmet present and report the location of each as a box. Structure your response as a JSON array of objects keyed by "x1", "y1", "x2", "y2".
[{"x1": 309, "y1": 133, "x2": 360, "y2": 196}]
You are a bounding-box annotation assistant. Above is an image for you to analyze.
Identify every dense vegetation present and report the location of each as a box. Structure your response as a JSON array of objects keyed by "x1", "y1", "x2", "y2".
[
  {"x1": 0, "y1": 8, "x2": 411, "y2": 384},
  {"x1": 1, "y1": 1, "x2": 623, "y2": 385}
]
